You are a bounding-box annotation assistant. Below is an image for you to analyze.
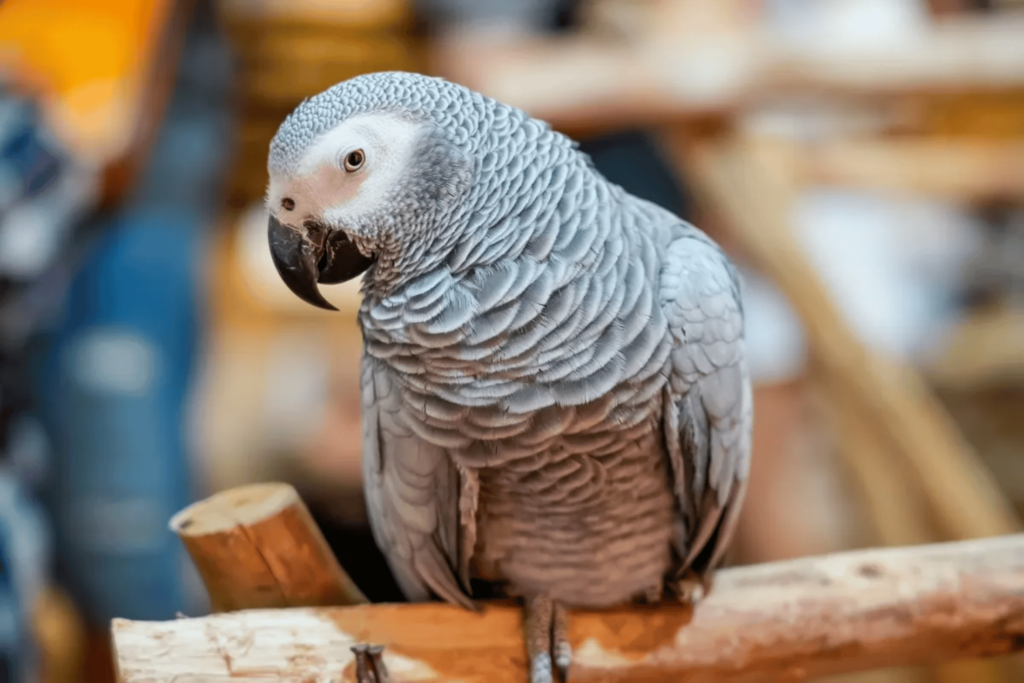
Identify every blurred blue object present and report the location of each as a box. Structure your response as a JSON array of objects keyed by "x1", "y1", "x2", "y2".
[
  {"x1": 0, "y1": 82, "x2": 96, "y2": 293},
  {"x1": 0, "y1": 96, "x2": 62, "y2": 202},
  {"x1": 0, "y1": 469, "x2": 51, "y2": 683},
  {"x1": 34, "y1": 208, "x2": 205, "y2": 623},
  {"x1": 27, "y1": 2, "x2": 234, "y2": 625},
  {"x1": 0, "y1": 57, "x2": 95, "y2": 683}
]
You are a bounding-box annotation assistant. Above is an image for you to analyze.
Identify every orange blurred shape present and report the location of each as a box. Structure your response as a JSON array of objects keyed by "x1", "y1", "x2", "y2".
[{"x1": 0, "y1": 0, "x2": 171, "y2": 165}]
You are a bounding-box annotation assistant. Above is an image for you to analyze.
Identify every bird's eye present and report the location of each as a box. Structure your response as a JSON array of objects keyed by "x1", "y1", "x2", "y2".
[{"x1": 344, "y1": 149, "x2": 365, "y2": 172}]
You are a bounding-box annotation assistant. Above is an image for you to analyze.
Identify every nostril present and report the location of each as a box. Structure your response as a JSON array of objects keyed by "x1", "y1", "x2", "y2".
[{"x1": 303, "y1": 221, "x2": 329, "y2": 251}]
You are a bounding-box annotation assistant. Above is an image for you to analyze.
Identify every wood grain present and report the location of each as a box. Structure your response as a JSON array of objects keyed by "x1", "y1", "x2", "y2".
[{"x1": 113, "y1": 535, "x2": 1024, "y2": 682}]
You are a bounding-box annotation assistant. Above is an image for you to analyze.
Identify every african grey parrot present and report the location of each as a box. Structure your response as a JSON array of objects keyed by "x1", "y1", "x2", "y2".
[{"x1": 265, "y1": 71, "x2": 752, "y2": 683}]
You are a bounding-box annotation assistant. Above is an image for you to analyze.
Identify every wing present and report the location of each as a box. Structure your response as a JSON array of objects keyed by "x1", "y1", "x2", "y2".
[
  {"x1": 659, "y1": 233, "x2": 753, "y2": 576},
  {"x1": 360, "y1": 354, "x2": 476, "y2": 609}
]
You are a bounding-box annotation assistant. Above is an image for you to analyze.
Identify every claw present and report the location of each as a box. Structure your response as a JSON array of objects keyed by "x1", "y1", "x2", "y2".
[
  {"x1": 552, "y1": 602, "x2": 572, "y2": 680},
  {"x1": 367, "y1": 644, "x2": 391, "y2": 683},
  {"x1": 351, "y1": 643, "x2": 392, "y2": 683},
  {"x1": 673, "y1": 568, "x2": 713, "y2": 604},
  {"x1": 530, "y1": 652, "x2": 554, "y2": 683},
  {"x1": 352, "y1": 644, "x2": 375, "y2": 683}
]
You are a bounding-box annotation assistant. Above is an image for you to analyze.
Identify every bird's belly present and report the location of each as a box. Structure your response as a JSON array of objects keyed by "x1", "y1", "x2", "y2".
[{"x1": 470, "y1": 434, "x2": 676, "y2": 609}]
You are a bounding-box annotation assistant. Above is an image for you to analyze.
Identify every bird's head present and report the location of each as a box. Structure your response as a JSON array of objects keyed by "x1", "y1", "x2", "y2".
[{"x1": 265, "y1": 72, "x2": 476, "y2": 310}]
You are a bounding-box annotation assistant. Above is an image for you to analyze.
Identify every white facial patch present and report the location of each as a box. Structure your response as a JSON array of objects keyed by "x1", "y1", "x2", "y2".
[{"x1": 267, "y1": 112, "x2": 426, "y2": 235}]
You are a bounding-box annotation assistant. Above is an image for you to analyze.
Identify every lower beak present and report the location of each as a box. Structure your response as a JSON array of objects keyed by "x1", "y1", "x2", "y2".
[{"x1": 267, "y1": 214, "x2": 375, "y2": 311}]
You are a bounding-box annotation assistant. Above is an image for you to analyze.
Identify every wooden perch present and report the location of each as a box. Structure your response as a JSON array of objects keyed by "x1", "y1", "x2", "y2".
[
  {"x1": 113, "y1": 534, "x2": 1024, "y2": 682},
  {"x1": 169, "y1": 482, "x2": 367, "y2": 611}
]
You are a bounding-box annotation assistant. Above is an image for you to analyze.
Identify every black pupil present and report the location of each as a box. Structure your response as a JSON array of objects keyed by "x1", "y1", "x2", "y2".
[{"x1": 348, "y1": 151, "x2": 362, "y2": 167}]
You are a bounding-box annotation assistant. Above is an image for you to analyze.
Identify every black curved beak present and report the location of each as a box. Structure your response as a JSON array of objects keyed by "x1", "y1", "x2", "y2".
[{"x1": 268, "y1": 214, "x2": 375, "y2": 311}]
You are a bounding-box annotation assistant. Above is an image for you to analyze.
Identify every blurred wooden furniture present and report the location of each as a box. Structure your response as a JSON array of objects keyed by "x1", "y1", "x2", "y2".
[
  {"x1": 216, "y1": 0, "x2": 423, "y2": 209},
  {"x1": 667, "y1": 133, "x2": 1018, "y2": 541},
  {"x1": 769, "y1": 138, "x2": 1024, "y2": 203},
  {"x1": 116, "y1": 521, "x2": 1024, "y2": 682},
  {"x1": 433, "y1": 8, "x2": 1024, "y2": 137},
  {"x1": 193, "y1": 201, "x2": 367, "y2": 495},
  {"x1": 192, "y1": 0, "x2": 423, "y2": 497},
  {"x1": 32, "y1": 587, "x2": 86, "y2": 683},
  {"x1": 928, "y1": 308, "x2": 1024, "y2": 390}
]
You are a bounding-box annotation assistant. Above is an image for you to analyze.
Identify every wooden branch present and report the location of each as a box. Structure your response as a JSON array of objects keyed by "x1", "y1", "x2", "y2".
[
  {"x1": 169, "y1": 482, "x2": 367, "y2": 612},
  {"x1": 113, "y1": 534, "x2": 1024, "y2": 682},
  {"x1": 663, "y1": 131, "x2": 1021, "y2": 542}
]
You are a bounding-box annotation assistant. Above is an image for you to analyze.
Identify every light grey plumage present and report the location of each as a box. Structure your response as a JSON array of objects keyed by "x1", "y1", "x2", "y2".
[{"x1": 266, "y1": 71, "x2": 752, "y2": 682}]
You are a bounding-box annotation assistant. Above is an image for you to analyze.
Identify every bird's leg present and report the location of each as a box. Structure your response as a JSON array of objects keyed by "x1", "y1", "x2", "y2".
[
  {"x1": 523, "y1": 595, "x2": 572, "y2": 683},
  {"x1": 524, "y1": 594, "x2": 555, "y2": 683},
  {"x1": 350, "y1": 643, "x2": 392, "y2": 683},
  {"x1": 552, "y1": 601, "x2": 572, "y2": 680},
  {"x1": 351, "y1": 644, "x2": 376, "y2": 683},
  {"x1": 367, "y1": 644, "x2": 392, "y2": 683}
]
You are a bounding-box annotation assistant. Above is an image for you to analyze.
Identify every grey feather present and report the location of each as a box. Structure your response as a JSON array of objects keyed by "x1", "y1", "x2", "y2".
[
  {"x1": 660, "y1": 236, "x2": 752, "y2": 575},
  {"x1": 361, "y1": 356, "x2": 475, "y2": 609},
  {"x1": 272, "y1": 71, "x2": 752, "y2": 612}
]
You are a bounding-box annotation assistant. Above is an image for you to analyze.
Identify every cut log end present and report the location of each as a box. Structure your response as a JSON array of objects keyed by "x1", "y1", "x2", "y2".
[
  {"x1": 169, "y1": 481, "x2": 301, "y2": 536},
  {"x1": 170, "y1": 482, "x2": 367, "y2": 612}
]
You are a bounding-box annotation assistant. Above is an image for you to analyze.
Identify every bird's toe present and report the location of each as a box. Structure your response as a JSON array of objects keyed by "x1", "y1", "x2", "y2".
[{"x1": 351, "y1": 643, "x2": 391, "y2": 683}]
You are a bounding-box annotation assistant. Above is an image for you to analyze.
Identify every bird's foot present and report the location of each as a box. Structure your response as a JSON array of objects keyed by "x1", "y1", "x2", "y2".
[
  {"x1": 672, "y1": 568, "x2": 713, "y2": 605},
  {"x1": 552, "y1": 601, "x2": 571, "y2": 677},
  {"x1": 351, "y1": 643, "x2": 391, "y2": 683},
  {"x1": 524, "y1": 595, "x2": 572, "y2": 683}
]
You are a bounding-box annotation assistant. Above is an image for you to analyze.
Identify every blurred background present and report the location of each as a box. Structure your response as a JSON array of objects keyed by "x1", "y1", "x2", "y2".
[{"x1": 0, "y1": 0, "x2": 1022, "y2": 681}]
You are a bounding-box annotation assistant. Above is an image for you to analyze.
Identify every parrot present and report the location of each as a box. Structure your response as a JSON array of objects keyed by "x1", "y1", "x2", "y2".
[{"x1": 265, "y1": 71, "x2": 753, "y2": 683}]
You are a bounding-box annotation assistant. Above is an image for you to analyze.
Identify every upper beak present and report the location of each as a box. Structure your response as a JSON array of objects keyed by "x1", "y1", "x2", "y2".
[{"x1": 267, "y1": 213, "x2": 375, "y2": 311}]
